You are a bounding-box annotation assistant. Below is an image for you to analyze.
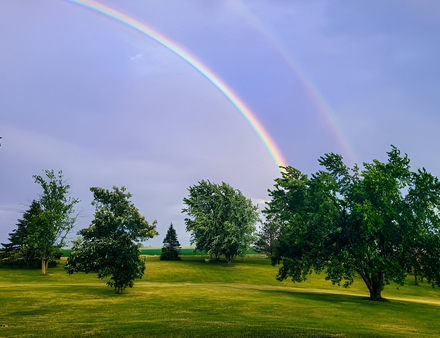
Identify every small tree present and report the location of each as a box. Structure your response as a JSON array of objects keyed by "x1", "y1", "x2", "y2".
[
  {"x1": 25, "y1": 170, "x2": 79, "y2": 274},
  {"x1": 65, "y1": 186, "x2": 158, "y2": 293},
  {"x1": 160, "y1": 223, "x2": 181, "y2": 260},
  {"x1": 253, "y1": 214, "x2": 284, "y2": 258},
  {"x1": 182, "y1": 180, "x2": 259, "y2": 265}
]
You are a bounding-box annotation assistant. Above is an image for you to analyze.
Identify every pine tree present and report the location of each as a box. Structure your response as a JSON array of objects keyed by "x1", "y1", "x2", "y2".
[
  {"x1": 0, "y1": 200, "x2": 43, "y2": 266},
  {"x1": 160, "y1": 223, "x2": 181, "y2": 260}
]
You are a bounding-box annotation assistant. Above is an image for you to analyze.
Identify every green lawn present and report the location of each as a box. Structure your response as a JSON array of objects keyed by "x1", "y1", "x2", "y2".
[{"x1": 1, "y1": 255, "x2": 439, "y2": 337}]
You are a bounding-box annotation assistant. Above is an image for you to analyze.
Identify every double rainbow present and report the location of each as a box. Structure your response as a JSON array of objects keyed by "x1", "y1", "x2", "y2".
[{"x1": 66, "y1": 0, "x2": 287, "y2": 169}]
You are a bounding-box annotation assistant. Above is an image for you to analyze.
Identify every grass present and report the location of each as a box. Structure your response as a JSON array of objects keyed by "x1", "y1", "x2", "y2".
[{"x1": 1, "y1": 255, "x2": 440, "y2": 337}]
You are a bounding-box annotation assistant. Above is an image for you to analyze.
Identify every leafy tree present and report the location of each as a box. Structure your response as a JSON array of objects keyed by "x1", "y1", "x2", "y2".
[
  {"x1": 160, "y1": 223, "x2": 181, "y2": 260},
  {"x1": 25, "y1": 170, "x2": 79, "y2": 274},
  {"x1": 266, "y1": 146, "x2": 440, "y2": 299},
  {"x1": 253, "y1": 213, "x2": 284, "y2": 258},
  {"x1": 182, "y1": 180, "x2": 259, "y2": 264},
  {"x1": 0, "y1": 200, "x2": 44, "y2": 266},
  {"x1": 65, "y1": 186, "x2": 158, "y2": 293}
]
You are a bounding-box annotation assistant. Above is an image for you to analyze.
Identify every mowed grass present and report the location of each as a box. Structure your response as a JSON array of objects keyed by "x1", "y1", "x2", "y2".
[{"x1": 1, "y1": 255, "x2": 440, "y2": 337}]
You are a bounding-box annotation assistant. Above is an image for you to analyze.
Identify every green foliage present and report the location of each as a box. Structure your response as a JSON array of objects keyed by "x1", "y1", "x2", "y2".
[
  {"x1": 0, "y1": 200, "x2": 50, "y2": 267},
  {"x1": 65, "y1": 186, "x2": 158, "y2": 293},
  {"x1": 182, "y1": 180, "x2": 259, "y2": 264},
  {"x1": 266, "y1": 146, "x2": 440, "y2": 299},
  {"x1": 23, "y1": 170, "x2": 79, "y2": 274},
  {"x1": 160, "y1": 223, "x2": 181, "y2": 260},
  {"x1": 62, "y1": 246, "x2": 207, "y2": 257},
  {"x1": 253, "y1": 213, "x2": 284, "y2": 258}
]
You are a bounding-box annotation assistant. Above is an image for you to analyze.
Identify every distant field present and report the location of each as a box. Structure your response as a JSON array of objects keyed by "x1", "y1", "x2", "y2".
[
  {"x1": 140, "y1": 246, "x2": 206, "y2": 256},
  {"x1": 1, "y1": 255, "x2": 440, "y2": 337},
  {"x1": 61, "y1": 246, "x2": 258, "y2": 257}
]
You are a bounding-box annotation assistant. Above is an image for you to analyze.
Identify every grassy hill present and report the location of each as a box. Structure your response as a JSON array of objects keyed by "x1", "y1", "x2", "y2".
[{"x1": 1, "y1": 255, "x2": 439, "y2": 337}]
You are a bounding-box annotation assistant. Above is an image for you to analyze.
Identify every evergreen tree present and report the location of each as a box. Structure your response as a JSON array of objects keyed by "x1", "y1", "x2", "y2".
[
  {"x1": 160, "y1": 223, "x2": 181, "y2": 260},
  {"x1": 0, "y1": 200, "x2": 43, "y2": 266}
]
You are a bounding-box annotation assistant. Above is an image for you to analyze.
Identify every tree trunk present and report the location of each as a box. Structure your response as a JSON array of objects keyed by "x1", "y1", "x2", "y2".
[
  {"x1": 359, "y1": 270, "x2": 384, "y2": 300},
  {"x1": 415, "y1": 270, "x2": 419, "y2": 285},
  {"x1": 226, "y1": 255, "x2": 231, "y2": 265},
  {"x1": 369, "y1": 286, "x2": 382, "y2": 299},
  {"x1": 369, "y1": 272, "x2": 384, "y2": 299},
  {"x1": 42, "y1": 259, "x2": 46, "y2": 275}
]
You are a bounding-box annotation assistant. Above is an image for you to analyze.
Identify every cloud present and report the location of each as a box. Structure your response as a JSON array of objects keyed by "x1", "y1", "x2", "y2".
[{"x1": 130, "y1": 53, "x2": 142, "y2": 60}]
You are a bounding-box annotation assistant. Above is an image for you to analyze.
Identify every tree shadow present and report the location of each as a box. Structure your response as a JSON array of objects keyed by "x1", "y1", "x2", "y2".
[{"x1": 258, "y1": 287, "x2": 392, "y2": 305}]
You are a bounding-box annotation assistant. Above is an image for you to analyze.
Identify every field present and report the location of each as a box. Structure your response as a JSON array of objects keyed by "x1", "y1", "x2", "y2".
[{"x1": 1, "y1": 252, "x2": 440, "y2": 337}]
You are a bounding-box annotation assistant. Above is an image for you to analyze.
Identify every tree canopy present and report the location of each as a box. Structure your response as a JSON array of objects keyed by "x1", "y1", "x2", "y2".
[
  {"x1": 266, "y1": 146, "x2": 440, "y2": 299},
  {"x1": 253, "y1": 213, "x2": 284, "y2": 258},
  {"x1": 25, "y1": 170, "x2": 79, "y2": 274},
  {"x1": 160, "y1": 223, "x2": 181, "y2": 260},
  {"x1": 65, "y1": 186, "x2": 158, "y2": 293},
  {"x1": 182, "y1": 180, "x2": 259, "y2": 264}
]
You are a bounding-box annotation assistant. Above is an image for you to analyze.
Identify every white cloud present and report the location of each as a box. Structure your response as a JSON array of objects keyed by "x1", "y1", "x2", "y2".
[{"x1": 130, "y1": 53, "x2": 142, "y2": 60}]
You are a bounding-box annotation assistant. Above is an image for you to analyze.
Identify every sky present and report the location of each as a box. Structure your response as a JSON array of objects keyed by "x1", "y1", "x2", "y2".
[{"x1": 2, "y1": 0, "x2": 440, "y2": 247}]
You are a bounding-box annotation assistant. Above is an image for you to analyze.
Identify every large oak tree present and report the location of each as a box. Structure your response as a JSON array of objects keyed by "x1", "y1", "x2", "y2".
[{"x1": 266, "y1": 146, "x2": 440, "y2": 299}]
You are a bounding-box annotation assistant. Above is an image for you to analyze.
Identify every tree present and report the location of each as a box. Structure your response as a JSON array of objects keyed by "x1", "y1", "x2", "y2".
[
  {"x1": 266, "y1": 146, "x2": 440, "y2": 300},
  {"x1": 182, "y1": 180, "x2": 259, "y2": 264},
  {"x1": 0, "y1": 200, "x2": 43, "y2": 266},
  {"x1": 160, "y1": 223, "x2": 181, "y2": 260},
  {"x1": 65, "y1": 186, "x2": 158, "y2": 293},
  {"x1": 253, "y1": 213, "x2": 284, "y2": 258},
  {"x1": 25, "y1": 170, "x2": 79, "y2": 274}
]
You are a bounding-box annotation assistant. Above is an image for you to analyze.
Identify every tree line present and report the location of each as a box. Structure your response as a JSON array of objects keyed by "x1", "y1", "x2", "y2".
[{"x1": 2, "y1": 146, "x2": 440, "y2": 299}]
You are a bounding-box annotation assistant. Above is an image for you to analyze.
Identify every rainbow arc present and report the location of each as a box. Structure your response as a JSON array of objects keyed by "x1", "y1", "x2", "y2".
[{"x1": 67, "y1": 0, "x2": 287, "y2": 169}]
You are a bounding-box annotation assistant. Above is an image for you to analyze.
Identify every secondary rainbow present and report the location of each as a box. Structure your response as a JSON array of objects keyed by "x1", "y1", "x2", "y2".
[
  {"x1": 66, "y1": 0, "x2": 287, "y2": 169},
  {"x1": 230, "y1": 1, "x2": 356, "y2": 164}
]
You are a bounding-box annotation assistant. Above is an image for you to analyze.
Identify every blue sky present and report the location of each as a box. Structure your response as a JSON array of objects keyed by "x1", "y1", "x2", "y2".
[{"x1": 1, "y1": 0, "x2": 440, "y2": 247}]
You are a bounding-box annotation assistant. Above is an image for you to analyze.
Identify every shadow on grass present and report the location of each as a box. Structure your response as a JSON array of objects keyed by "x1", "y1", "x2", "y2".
[{"x1": 257, "y1": 286, "x2": 396, "y2": 306}]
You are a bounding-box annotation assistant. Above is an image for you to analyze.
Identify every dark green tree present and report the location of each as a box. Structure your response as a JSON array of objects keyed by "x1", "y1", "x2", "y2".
[
  {"x1": 0, "y1": 200, "x2": 43, "y2": 266},
  {"x1": 253, "y1": 213, "x2": 284, "y2": 258},
  {"x1": 25, "y1": 170, "x2": 79, "y2": 274},
  {"x1": 182, "y1": 180, "x2": 259, "y2": 265},
  {"x1": 160, "y1": 223, "x2": 181, "y2": 260},
  {"x1": 65, "y1": 186, "x2": 159, "y2": 293},
  {"x1": 266, "y1": 146, "x2": 440, "y2": 299}
]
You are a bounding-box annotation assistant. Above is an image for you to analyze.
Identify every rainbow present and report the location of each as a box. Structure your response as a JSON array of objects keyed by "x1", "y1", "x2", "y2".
[
  {"x1": 65, "y1": 0, "x2": 287, "y2": 169},
  {"x1": 230, "y1": 1, "x2": 356, "y2": 164}
]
